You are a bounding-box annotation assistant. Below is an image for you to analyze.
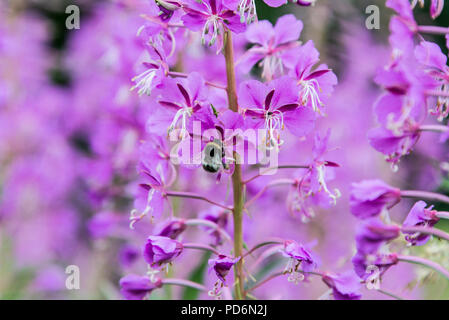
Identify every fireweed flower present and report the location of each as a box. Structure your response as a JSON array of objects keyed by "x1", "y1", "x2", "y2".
[
  {"x1": 286, "y1": 131, "x2": 340, "y2": 222},
  {"x1": 237, "y1": 15, "x2": 303, "y2": 80},
  {"x1": 239, "y1": 76, "x2": 316, "y2": 150},
  {"x1": 130, "y1": 163, "x2": 171, "y2": 228},
  {"x1": 367, "y1": 91, "x2": 429, "y2": 169},
  {"x1": 131, "y1": 42, "x2": 168, "y2": 97},
  {"x1": 200, "y1": 207, "x2": 229, "y2": 246},
  {"x1": 149, "y1": 72, "x2": 215, "y2": 139},
  {"x1": 281, "y1": 240, "x2": 317, "y2": 284},
  {"x1": 415, "y1": 41, "x2": 449, "y2": 121},
  {"x1": 352, "y1": 219, "x2": 400, "y2": 281},
  {"x1": 157, "y1": 218, "x2": 187, "y2": 239},
  {"x1": 402, "y1": 201, "x2": 440, "y2": 246},
  {"x1": 321, "y1": 271, "x2": 362, "y2": 300},
  {"x1": 143, "y1": 235, "x2": 183, "y2": 273},
  {"x1": 289, "y1": 41, "x2": 337, "y2": 115},
  {"x1": 350, "y1": 179, "x2": 401, "y2": 219},
  {"x1": 208, "y1": 254, "x2": 240, "y2": 298},
  {"x1": 119, "y1": 274, "x2": 163, "y2": 300},
  {"x1": 181, "y1": 0, "x2": 246, "y2": 53},
  {"x1": 386, "y1": 0, "x2": 418, "y2": 54}
]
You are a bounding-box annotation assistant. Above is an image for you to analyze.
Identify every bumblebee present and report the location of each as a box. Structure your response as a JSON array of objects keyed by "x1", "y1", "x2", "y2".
[{"x1": 202, "y1": 139, "x2": 229, "y2": 173}]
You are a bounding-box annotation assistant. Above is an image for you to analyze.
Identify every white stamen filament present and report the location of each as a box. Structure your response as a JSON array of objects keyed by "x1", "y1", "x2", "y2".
[
  {"x1": 284, "y1": 258, "x2": 305, "y2": 284},
  {"x1": 313, "y1": 164, "x2": 341, "y2": 205},
  {"x1": 433, "y1": 84, "x2": 449, "y2": 122},
  {"x1": 168, "y1": 107, "x2": 193, "y2": 140},
  {"x1": 202, "y1": 15, "x2": 221, "y2": 47},
  {"x1": 262, "y1": 110, "x2": 284, "y2": 150},
  {"x1": 129, "y1": 188, "x2": 156, "y2": 228},
  {"x1": 131, "y1": 68, "x2": 157, "y2": 96},
  {"x1": 299, "y1": 79, "x2": 324, "y2": 114},
  {"x1": 147, "y1": 267, "x2": 161, "y2": 283},
  {"x1": 208, "y1": 280, "x2": 224, "y2": 300},
  {"x1": 260, "y1": 55, "x2": 284, "y2": 81},
  {"x1": 238, "y1": 0, "x2": 257, "y2": 24}
]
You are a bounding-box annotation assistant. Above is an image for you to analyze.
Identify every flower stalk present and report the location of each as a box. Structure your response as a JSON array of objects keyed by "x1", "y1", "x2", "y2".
[
  {"x1": 400, "y1": 190, "x2": 449, "y2": 205},
  {"x1": 224, "y1": 29, "x2": 245, "y2": 300},
  {"x1": 397, "y1": 255, "x2": 449, "y2": 281}
]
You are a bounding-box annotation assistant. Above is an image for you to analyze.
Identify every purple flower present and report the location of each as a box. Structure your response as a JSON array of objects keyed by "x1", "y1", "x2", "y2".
[
  {"x1": 322, "y1": 271, "x2": 362, "y2": 300},
  {"x1": 208, "y1": 254, "x2": 240, "y2": 285},
  {"x1": 239, "y1": 76, "x2": 315, "y2": 150},
  {"x1": 200, "y1": 208, "x2": 229, "y2": 245},
  {"x1": 386, "y1": 0, "x2": 417, "y2": 53},
  {"x1": 130, "y1": 42, "x2": 168, "y2": 97},
  {"x1": 289, "y1": 41, "x2": 337, "y2": 115},
  {"x1": 147, "y1": 72, "x2": 215, "y2": 140},
  {"x1": 281, "y1": 240, "x2": 317, "y2": 283},
  {"x1": 352, "y1": 251, "x2": 398, "y2": 281},
  {"x1": 286, "y1": 131, "x2": 340, "y2": 222},
  {"x1": 355, "y1": 218, "x2": 400, "y2": 255},
  {"x1": 119, "y1": 274, "x2": 162, "y2": 300},
  {"x1": 143, "y1": 235, "x2": 183, "y2": 268},
  {"x1": 350, "y1": 179, "x2": 401, "y2": 219},
  {"x1": 157, "y1": 219, "x2": 187, "y2": 239},
  {"x1": 352, "y1": 219, "x2": 399, "y2": 280},
  {"x1": 414, "y1": 41, "x2": 449, "y2": 121},
  {"x1": 181, "y1": 0, "x2": 245, "y2": 52},
  {"x1": 237, "y1": 15, "x2": 303, "y2": 80},
  {"x1": 402, "y1": 200, "x2": 439, "y2": 246},
  {"x1": 130, "y1": 164, "x2": 168, "y2": 227}
]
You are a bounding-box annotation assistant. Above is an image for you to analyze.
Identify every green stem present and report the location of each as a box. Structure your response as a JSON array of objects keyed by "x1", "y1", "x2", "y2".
[{"x1": 224, "y1": 29, "x2": 245, "y2": 300}]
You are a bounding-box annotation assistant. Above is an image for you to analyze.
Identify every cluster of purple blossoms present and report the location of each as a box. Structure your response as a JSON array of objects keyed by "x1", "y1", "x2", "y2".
[
  {"x1": 115, "y1": 0, "x2": 378, "y2": 301},
  {"x1": 3, "y1": 0, "x2": 449, "y2": 301},
  {"x1": 350, "y1": 0, "x2": 449, "y2": 298}
]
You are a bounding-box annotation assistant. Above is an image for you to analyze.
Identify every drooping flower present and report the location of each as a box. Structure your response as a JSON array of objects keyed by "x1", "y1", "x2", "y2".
[
  {"x1": 367, "y1": 92, "x2": 427, "y2": 169},
  {"x1": 352, "y1": 250, "x2": 399, "y2": 282},
  {"x1": 355, "y1": 218, "x2": 400, "y2": 253},
  {"x1": 119, "y1": 274, "x2": 163, "y2": 300},
  {"x1": 281, "y1": 240, "x2": 317, "y2": 284},
  {"x1": 352, "y1": 218, "x2": 400, "y2": 281},
  {"x1": 239, "y1": 76, "x2": 315, "y2": 150},
  {"x1": 200, "y1": 207, "x2": 230, "y2": 246},
  {"x1": 350, "y1": 179, "x2": 401, "y2": 219},
  {"x1": 237, "y1": 15, "x2": 303, "y2": 80},
  {"x1": 322, "y1": 271, "x2": 362, "y2": 300},
  {"x1": 286, "y1": 131, "x2": 340, "y2": 222},
  {"x1": 130, "y1": 163, "x2": 169, "y2": 227},
  {"x1": 143, "y1": 235, "x2": 183, "y2": 269},
  {"x1": 402, "y1": 200, "x2": 440, "y2": 246},
  {"x1": 157, "y1": 219, "x2": 187, "y2": 239},
  {"x1": 209, "y1": 254, "x2": 240, "y2": 285},
  {"x1": 207, "y1": 254, "x2": 239, "y2": 299},
  {"x1": 181, "y1": 0, "x2": 246, "y2": 53}
]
